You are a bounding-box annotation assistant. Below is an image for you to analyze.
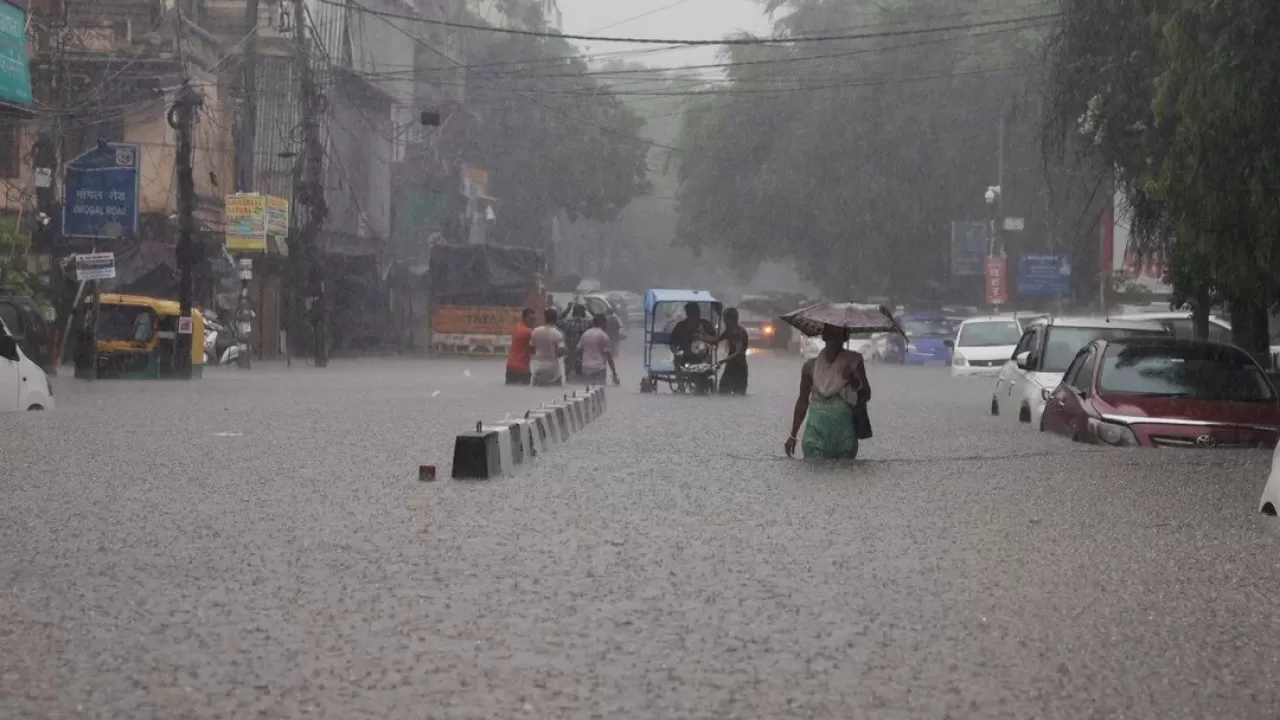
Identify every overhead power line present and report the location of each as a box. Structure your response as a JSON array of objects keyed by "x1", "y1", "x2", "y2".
[{"x1": 314, "y1": 1, "x2": 1060, "y2": 47}]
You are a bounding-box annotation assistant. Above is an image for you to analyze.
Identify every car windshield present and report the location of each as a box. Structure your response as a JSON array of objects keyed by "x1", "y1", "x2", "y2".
[
  {"x1": 903, "y1": 319, "x2": 952, "y2": 337},
  {"x1": 1041, "y1": 326, "x2": 1165, "y2": 373},
  {"x1": 97, "y1": 305, "x2": 156, "y2": 343},
  {"x1": 1098, "y1": 343, "x2": 1276, "y2": 402},
  {"x1": 956, "y1": 321, "x2": 1020, "y2": 347}
]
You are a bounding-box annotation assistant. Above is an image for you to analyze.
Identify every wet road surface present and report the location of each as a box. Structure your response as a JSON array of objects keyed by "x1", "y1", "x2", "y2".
[{"x1": 3, "y1": 349, "x2": 1278, "y2": 718}]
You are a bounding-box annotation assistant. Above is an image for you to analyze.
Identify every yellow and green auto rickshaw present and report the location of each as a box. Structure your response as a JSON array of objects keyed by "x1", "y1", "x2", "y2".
[{"x1": 76, "y1": 294, "x2": 205, "y2": 379}]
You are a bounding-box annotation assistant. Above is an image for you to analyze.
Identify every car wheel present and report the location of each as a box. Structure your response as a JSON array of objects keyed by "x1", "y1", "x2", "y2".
[
  {"x1": 990, "y1": 397, "x2": 998, "y2": 416},
  {"x1": 26, "y1": 404, "x2": 44, "y2": 411},
  {"x1": 1019, "y1": 405, "x2": 1031, "y2": 424}
]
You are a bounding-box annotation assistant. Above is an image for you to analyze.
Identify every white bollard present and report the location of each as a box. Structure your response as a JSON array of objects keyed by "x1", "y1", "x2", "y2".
[
  {"x1": 526, "y1": 409, "x2": 559, "y2": 446},
  {"x1": 479, "y1": 423, "x2": 514, "y2": 475}
]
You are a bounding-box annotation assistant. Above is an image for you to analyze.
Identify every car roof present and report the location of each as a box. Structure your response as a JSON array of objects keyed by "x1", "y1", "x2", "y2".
[
  {"x1": 1025, "y1": 315, "x2": 1167, "y2": 331},
  {"x1": 958, "y1": 315, "x2": 1022, "y2": 325},
  {"x1": 1112, "y1": 311, "x2": 1231, "y2": 326},
  {"x1": 1098, "y1": 336, "x2": 1242, "y2": 351}
]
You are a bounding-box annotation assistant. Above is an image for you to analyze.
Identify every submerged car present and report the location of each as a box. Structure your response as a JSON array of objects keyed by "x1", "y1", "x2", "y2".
[
  {"x1": 0, "y1": 290, "x2": 54, "y2": 371},
  {"x1": 0, "y1": 316, "x2": 54, "y2": 411},
  {"x1": 1042, "y1": 337, "x2": 1280, "y2": 448},
  {"x1": 993, "y1": 315, "x2": 1169, "y2": 428},
  {"x1": 737, "y1": 297, "x2": 794, "y2": 349},
  {"x1": 951, "y1": 315, "x2": 1025, "y2": 378},
  {"x1": 900, "y1": 314, "x2": 955, "y2": 365}
]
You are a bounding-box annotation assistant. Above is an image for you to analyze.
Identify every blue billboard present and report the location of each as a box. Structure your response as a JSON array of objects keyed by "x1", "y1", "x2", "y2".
[
  {"x1": 1017, "y1": 254, "x2": 1072, "y2": 296},
  {"x1": 951, "y1": 221, "x2": 989, "y2": 276},
  {"x1": 62, "y1": 142, "x2": 140, "y2": 240}
]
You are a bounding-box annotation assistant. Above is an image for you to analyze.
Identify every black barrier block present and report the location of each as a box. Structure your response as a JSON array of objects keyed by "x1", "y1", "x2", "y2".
[{"x1": 452, "y1": 429, "x2": 500, "y2": 479}]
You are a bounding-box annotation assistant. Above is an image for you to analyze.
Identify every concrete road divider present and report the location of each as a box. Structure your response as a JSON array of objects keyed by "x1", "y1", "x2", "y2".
[
  {"x1": 479, "y1": 421, "x2": 516, "y2": 473},
  {"x1": 448, "y1": 387, "x2": 608, "y2": 480},
  {"x1": 452, "y1": 422, "x2": 501, "y2": 480},
  {"x1": 525, "y1": 410, "x2": 554, "y2": 453}
]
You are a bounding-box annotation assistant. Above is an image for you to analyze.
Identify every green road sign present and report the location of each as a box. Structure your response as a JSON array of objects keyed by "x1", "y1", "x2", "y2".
[{"x1": 0, "y1": 2, "x2": 32, "y2": 107}]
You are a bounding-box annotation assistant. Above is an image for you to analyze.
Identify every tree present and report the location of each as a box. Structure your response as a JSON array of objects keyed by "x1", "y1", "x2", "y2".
[
  {"x1": 674, "y1": 0, "x2": 1091, "y2": 303},
  {"x1": 1045, "y1": 0, "x2": 1280, "y2": 356},
  {"x1": 0, "y1": 222, "x2": 41, "y2": 300},
  {"x1": 443, "y1": 2, "x2": 652, "y2": 258}
]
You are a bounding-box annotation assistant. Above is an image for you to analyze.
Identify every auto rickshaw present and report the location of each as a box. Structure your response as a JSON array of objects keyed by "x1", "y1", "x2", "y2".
[{"x1": 75, "y1": 294, "x2": 205, "y2": 379}]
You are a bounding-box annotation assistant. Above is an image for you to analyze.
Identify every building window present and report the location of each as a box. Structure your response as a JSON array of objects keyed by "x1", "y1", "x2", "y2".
[{"x1": 0, "y1": 123, "x2": 19, "y2": 179}]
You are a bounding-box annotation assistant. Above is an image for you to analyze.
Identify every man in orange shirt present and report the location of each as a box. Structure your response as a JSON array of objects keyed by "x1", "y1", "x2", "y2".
[{"x1": 506, "y1": 308, "x2": 536, "y2": 385}]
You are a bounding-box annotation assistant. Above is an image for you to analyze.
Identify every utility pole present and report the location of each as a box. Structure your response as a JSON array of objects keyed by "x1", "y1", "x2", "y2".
[
  {"x1": 170, "y1": 81, "x2": 203, "y2": 379},
  {"x1": 294, "y1": 0, "x2": 329, "y2": 367},
  {"x1": 233, "y1": 0, "x2": 261, "y2": 366},
  {"x1": 236, "y1": 0, "x2": 260, "y2": 193}
]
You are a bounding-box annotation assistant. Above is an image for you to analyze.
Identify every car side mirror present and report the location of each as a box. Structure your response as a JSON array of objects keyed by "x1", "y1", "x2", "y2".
[
  {"x1": 0, "y1": 335, "x2": 18, "y2": 361},
  {"x1": 1014, "y1": 350, "x2": 1031, "y2": 370}
]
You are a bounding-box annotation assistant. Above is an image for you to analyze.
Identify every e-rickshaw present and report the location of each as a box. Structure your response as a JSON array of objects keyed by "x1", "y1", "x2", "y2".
[
  {"x1": 75, "y1": 294, "x2": 205, "y2": 379},
  {"x1": 640, "y1": 289, "x2": 723, "y2": 394}
]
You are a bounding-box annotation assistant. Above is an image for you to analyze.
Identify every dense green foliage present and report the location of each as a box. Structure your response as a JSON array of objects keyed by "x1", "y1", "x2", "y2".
[
  {"x1": 674, "y1": 0, "x2": 1090, "y2": 301},
  {"x1": 0, "y1": 223, "x2": 41, "y2": 300},
  {"x1": 1046, "y1": 0, "x2": 1280, "y2": 353}
]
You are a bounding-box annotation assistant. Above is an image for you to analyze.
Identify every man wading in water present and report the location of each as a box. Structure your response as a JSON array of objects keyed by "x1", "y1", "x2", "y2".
[{"x1": 711, "y1": 307, "x2": 750, "y2": 395}]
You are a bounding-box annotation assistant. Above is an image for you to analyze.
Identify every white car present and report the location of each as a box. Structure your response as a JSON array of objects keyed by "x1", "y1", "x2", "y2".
[
  {"x1": 991, "y1": 316, "x2": 1167, "y2": 428},
  {"x1": 802, "y1": 334, "x2": 877, "y2": 360},
  {"x1": 0, "y1": 317, "x2": 54, "y2": 412},
  {"x1": 1112, "y1": 308, "x2": 1280, "y2": 368},
  {"x1": 1262, "y1": 444, "x2": 1280, "y2": 516},
  {"x1": 951, "y1": 315, "x2": 1026, "y2": 378}
]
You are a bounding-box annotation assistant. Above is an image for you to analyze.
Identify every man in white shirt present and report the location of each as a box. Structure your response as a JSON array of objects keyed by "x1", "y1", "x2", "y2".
[
  {"x1": 579, "y1": 314, "x2": 620, "y2": 386},
  {"x1": 530, "y1": 308, "x2": 566, "y2": 386}
]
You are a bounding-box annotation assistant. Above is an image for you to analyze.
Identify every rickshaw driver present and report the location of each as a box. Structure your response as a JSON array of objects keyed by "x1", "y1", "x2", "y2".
[{"x1": 668, "y1": 302, "x2": 716, "y2": 371}]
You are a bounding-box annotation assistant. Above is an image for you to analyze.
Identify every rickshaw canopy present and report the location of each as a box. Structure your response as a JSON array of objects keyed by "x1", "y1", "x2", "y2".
[{"x1": 644, "y1": 289, "x2": 721, "y2": 315}]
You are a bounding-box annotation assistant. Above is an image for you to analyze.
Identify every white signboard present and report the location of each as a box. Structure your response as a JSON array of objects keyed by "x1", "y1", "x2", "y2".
[
  {"x1": 75, "y1": 252, "x2": 116, "y2": 281},
  {"x1": 177, "y1": 316, "x2": 193, "y2": 335},
  {"x1": 1110, "y1": 188, "x2": 1173, "y2": 294},
  {"x1": 1003, "y1": 217, "x2": 1025, "y2": 232}
]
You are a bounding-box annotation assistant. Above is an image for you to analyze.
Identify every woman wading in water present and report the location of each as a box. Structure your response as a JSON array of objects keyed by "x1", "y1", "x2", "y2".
[{"x1": 784, "y1": 323, "x2": 872, "y2": 459}]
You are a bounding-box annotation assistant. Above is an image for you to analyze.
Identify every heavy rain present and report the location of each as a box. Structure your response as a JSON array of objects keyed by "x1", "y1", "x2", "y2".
[{"x1": 3, "y1": 0, "x2": 1280, "y2": 717}]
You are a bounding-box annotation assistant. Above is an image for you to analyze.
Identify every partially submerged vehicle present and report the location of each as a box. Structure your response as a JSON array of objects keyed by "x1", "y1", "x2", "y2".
[
  {"x1": 640, "y1": 289, "x2": 722, "y2": 394},
  {"x1": 76, "y1": 294, "x2": 205, "y2": 379}
]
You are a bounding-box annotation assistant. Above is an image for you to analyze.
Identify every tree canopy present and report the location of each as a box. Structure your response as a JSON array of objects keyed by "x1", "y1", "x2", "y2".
[
  {"x1": 674, "y1": 0, "x2": 1084, "y2": 302},
  {"x1": 1045, "y1": 0, "x2": 1280, "y2": 354},
  {"x1": 445, "y1": 3, "x2": 652, "y2": 256}
]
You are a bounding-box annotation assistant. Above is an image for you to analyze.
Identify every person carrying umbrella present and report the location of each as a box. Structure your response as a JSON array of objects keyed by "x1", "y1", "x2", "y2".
[{"x1": 780, "y1": 303, "x2": 895, "y2": 459}]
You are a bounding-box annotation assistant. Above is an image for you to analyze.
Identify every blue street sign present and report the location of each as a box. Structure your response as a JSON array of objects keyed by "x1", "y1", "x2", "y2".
[
  {"x1": 1017, "y1": 254, "x2": 1072, "y2": 296},
  {"x1": 62, "y1": 142, "x2": 140, "y2": 239}
]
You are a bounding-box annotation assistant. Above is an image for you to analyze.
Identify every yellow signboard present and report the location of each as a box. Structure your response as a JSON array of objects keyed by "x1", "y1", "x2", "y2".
[{"x1": 225, "y1": 194, "x2": 289, "y2": 252}]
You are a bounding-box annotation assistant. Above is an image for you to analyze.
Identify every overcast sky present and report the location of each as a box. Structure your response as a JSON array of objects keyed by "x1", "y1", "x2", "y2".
[{"x1": 557, "y1": 0, "x2": 774, "y2": 71}]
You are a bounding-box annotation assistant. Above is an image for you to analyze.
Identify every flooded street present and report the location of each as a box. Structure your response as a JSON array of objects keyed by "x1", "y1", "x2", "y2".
[{"x1": 3, "y1": 351, "x2": 1277, "y2": 718}]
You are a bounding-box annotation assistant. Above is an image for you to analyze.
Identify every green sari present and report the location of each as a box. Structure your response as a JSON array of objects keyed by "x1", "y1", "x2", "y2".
[{"x1": 802, "y1": 395, "x2": 859, "y2": 459}]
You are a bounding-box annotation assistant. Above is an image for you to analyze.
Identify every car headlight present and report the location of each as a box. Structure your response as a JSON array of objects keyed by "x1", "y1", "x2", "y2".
[
  {"x1": 952, "y1": 352, "x2": 967, "y2": 366},
  {"x1": 762, "y1": 324, "x2": 775, "y2": 336},
  {"x1": 906, "y1": 343, "x2": 917, "y2": 353},
  {"x1": 1087, "y1": 418, "x2": 1139, "y2": 447}
]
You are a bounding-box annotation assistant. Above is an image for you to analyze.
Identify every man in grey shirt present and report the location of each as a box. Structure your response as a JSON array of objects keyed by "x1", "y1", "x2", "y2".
[{"x1": 530, "y1": 308, "x2": 566, "y2": 386}]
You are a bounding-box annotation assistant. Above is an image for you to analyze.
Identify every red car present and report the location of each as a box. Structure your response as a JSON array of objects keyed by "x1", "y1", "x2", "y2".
[{"x1": 1041, "y1": 337, "x2": 1280, "y2": 448}]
